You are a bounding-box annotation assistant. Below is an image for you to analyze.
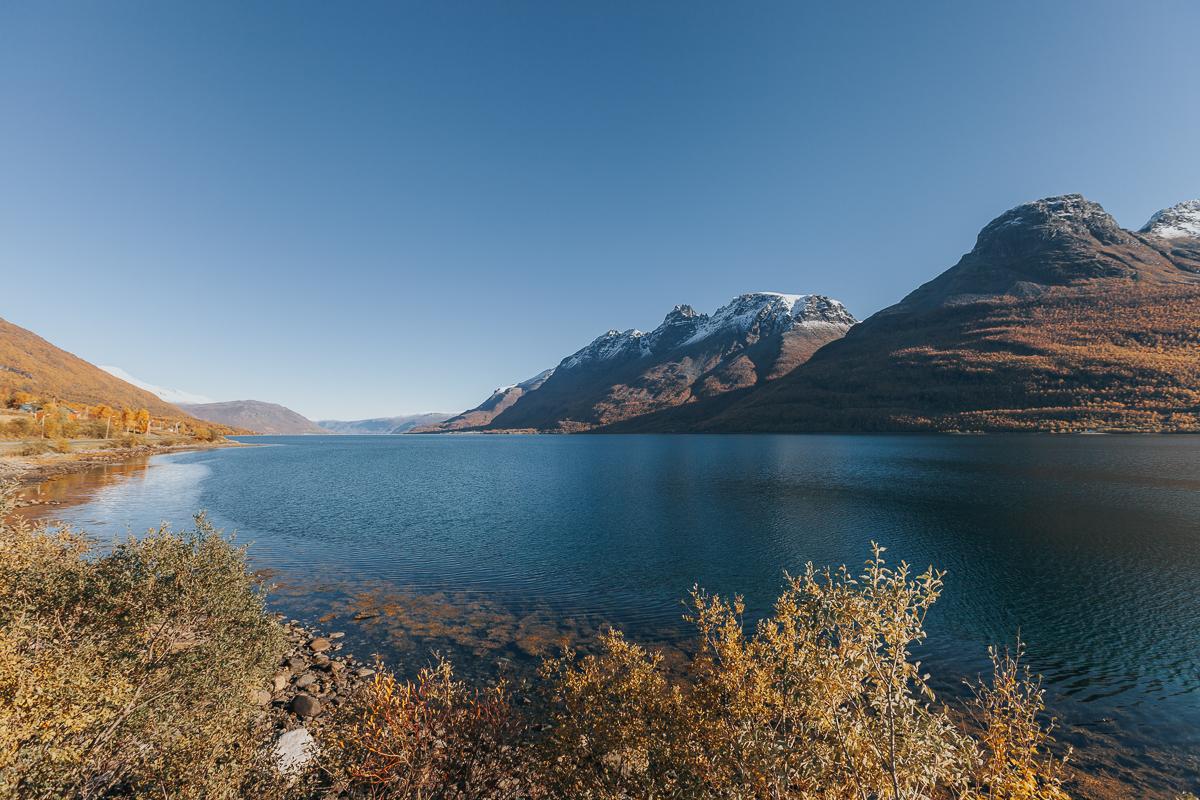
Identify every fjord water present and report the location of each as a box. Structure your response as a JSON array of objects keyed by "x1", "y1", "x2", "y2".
[{"x1": 29, "y1": 434, "x2": 1200, "y2": 790}]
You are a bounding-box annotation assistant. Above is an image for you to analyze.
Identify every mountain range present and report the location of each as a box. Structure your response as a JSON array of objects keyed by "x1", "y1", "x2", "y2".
[
  {"x1": 421, "y1": 293, "x2": 857, "y2": 433},
  {"x1": 428, "y1": 194, "x2": 1200, "y2": 435},
  {"x1": 7, "y1": 193, "x2": 1197, "y2": 437},
  {"x1": 607, "y1": 195, "x2": 1200, "y2": 433}
]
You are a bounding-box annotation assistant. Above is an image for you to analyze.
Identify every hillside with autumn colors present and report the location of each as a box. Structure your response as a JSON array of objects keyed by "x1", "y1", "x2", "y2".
[
  {"x1": 0, "y1": 316, "x2": 241, "y2": 442},
  {"x1": 0, "y1": 317, "x2": 184, "y2": 416}
]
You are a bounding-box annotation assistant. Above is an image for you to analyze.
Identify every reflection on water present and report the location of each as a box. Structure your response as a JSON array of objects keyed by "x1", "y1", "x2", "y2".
[
  {"x1": 17, "y1": 457, "x2": 152, "y2": 509},
  {"x1": 20, "y1": 434, "x2": 1200, "y2": 797}
]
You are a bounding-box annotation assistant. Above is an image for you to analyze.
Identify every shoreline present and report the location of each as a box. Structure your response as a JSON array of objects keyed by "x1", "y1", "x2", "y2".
[{"x1": 0, "y1": 437, "x2": 247, "y2": 493}]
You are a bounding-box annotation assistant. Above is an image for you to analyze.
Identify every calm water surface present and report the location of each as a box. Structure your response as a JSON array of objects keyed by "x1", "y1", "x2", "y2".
[{"x1": 23, "y1": 434, "x2": 1200, "y2": 794}]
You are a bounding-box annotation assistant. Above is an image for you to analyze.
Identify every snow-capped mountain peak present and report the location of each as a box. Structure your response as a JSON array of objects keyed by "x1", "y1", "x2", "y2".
[
  {"x1": 556, "y1": 292, "x2": 856, "y2": 372},
  {"x1": 1140, "y1": 200, "x2": 1200, "y2": 240},
  {"x1": 99, "y1": 366, "x2": 215, "y2": 405},
  {"x1": 681, "y1": 292, "x2": 855, "y2": 347},
  {"x1": 560, "y1": 329, "x2": 649, "y2": 369}
]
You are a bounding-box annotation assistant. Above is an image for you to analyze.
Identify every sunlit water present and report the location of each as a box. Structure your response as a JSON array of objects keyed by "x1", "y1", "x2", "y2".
[{"x1": 22, "y1": 434, "x2": 1200, "y2": 794}]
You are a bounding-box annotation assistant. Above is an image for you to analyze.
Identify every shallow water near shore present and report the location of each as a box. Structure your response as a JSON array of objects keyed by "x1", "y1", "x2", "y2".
[{"x1": 21, "y1": 433, "x2": 1200, "y2": 796}]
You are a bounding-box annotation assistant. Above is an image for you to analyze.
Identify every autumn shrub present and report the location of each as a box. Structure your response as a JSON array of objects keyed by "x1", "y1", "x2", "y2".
[
  {"x1": 537, "y1": 545, "x2": 1069, "y2": 800},
  {"x1": 14, "y1": 440, "x2": 52, "y2": 456},
  {"x1": 0, "y1": 484, "x2": 287, "y2": 799},
  {"x1": 0, "y1": 417, "x2": 35, "y2": 439},
  {"x1": 324, "y1": 656, "x2": 529, "y2": 799}
]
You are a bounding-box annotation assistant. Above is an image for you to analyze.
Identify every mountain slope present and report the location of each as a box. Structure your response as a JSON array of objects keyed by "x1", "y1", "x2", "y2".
[
  {"x1": 0, "y1": 317, "x2": 185, "y2": 416},
  {"x1": 419, "y1": 369, "x2": 556, "y2": 432},
  {"x1": 611, "y1": 195, "x2": 1200, "y2": 433},
  {"x1": 441, "y1": 293, "x2": 855, "y2": 433},
  {"x1": 317, "y1": 414, "x2": 453, "y2": 434},
  {"x1": 178, "y1": 400, "x2": 327, "y2": 435}
]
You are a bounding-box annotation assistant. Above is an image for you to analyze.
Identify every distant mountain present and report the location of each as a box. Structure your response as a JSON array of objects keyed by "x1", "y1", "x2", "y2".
[
  {"x1": 419, "y1": 369, "x2": 555, "y2": 432},
  {"x1": 0, "y1": 317, "x2": 185, "y2": 417},
  {"x1": 433, "y1": 293, "x2": 856, "y2": 433},
  {"x1": 99, "y1": 366, "x2": 216, "y2": 406},
  {"x1": 317, "y1": 413, "x2": 453, "y2": 434},
  {"x1": 178, "y1": 400, "x2": 327, "y2": 435},
  {"x1": 611, "y1": 195, "x2": 1200, "y2": 433}
]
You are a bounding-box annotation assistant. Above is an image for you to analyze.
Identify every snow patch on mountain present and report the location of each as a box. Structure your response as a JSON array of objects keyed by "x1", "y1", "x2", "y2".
[
  {"x1": 560, "y1": 329, "x2": 649, "y2": 370},
  {"x1": 100, "y1": 366, "x2": 215, "y2": 405},
  {"x1": 494, "y1": 367, "x2": 556, "y2": 395},
  {"x1": 1140, "y1": 200, "x2": 1200, "y2": 239}
]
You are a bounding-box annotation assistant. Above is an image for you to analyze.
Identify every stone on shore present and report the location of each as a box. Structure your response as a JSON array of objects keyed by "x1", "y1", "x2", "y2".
[
  {"x1": 308, "y1": 637, "x2": 331, "y2": 652},
  {"x1": 274, "y1": 727, "x2": 316, "y2": 773},
  {"x1": 290, "y1": 694, "x2": 322, "y2": 718}
]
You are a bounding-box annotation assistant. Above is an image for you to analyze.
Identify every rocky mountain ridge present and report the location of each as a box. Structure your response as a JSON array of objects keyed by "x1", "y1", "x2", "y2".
[{"x1": 425, "y1": 292, "x2": 856, "y2": 433}]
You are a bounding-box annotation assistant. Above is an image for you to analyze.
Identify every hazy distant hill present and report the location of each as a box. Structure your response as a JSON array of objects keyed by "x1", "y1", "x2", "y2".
[
  {"x1": 0, "y1": 316, "x2": 185, "y2": 416},
  {"x1": 611, "y1": 195, "x2": 1200, "y2": 433},
  {"x1": 179, "y1": 400, "x2": 327, "y2": 435},
  {"x1": 317, "y1": 413, "x2": 452, "y2": 434},
  {"x1": 432, "y1": 294, "x2": 855, "y2": 433},
  {"x1": 98, "y1": 366, "x2": 215, "y2": 406}
]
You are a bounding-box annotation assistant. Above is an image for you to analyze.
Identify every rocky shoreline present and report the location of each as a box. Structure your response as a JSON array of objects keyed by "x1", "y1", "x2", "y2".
[{"x1": 265, "y1": 616, "x2": 379, "y2": 772}]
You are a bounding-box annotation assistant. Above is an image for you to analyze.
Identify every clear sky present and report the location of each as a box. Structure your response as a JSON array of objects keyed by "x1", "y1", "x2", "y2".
[{"x1": 2, "y1": 2, "x2": 1198, "y2": 420}]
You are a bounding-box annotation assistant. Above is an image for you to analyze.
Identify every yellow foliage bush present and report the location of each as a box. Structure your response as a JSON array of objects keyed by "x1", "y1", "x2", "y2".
[
  {"x1": 535, "y1": 544, "x2": 1069, "y2": 799},
  {"x1": 0, "y1": 485, "x2": 286, "y2": 799}
]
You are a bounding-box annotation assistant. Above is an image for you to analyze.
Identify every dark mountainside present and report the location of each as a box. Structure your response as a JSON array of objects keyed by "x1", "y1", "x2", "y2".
[
  {"x1": 419, "y1": 369, "x2": 556, "y2": 432},
  {"x1": 607, "y1": 195, "x2": 1200, "y2": 433},
  {"x1": 430, "y1": 294, "x2": 856, "y2": 433}
]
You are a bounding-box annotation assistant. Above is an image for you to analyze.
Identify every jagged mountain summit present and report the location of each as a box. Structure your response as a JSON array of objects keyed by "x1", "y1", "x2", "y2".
[
  {"x1": 609, "y1": 194, "x2": 1200, "y2": 434},
  {"x1": 1140, "y1": 199, "x2": 1200, "y2": 240},
  {"x1": 428, "y1": 292, "x2": 856, "y2": 433}
]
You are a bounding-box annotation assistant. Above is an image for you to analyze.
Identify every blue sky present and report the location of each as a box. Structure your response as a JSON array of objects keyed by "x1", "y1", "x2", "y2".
[{"x1": 2, "y1": 2, "x2": 1198, "y2": 419}]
